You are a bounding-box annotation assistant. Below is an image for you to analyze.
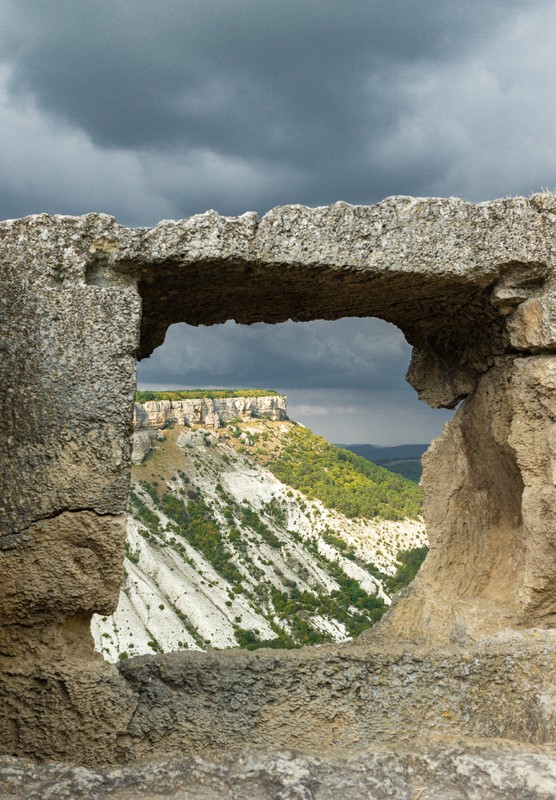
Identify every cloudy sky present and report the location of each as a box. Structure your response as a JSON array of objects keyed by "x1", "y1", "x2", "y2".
[{"x1": 2, "y1": 1, "x2": 556, "y2": 443}]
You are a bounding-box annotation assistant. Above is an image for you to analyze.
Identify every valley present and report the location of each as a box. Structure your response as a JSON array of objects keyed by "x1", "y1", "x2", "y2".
[
  {"x1": 92, "y1": 395, "x2": 427, "y2": 661},
  {"x1": 339, "y1": 443, "x2": 429, "y2": 483}
]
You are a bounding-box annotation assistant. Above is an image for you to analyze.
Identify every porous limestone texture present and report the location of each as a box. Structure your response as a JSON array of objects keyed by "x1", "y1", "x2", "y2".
[
  {"x1": 117, "y1": 632, "x2": 556, "y2": 759},
  {"x1": 129, "y1": 357, "x2": 556, "y2": 645},
  {"x1": 4, "y1": 195, "x2": 556, "y2": 765},
  {"x1": 374, "y1": 353, "x2": 556, "y2": 642},
  {"x1": 0, "y1": 214, "x2": 140, "y2": 661},
  {"x1": 3, "y1": 738, "x2": 556, "y2": 800},
  {"x1": 0, "y1": 645, "x2": 137, "y2": 765},
  {"x1": 3, "y1": 631, "x2": 556, "y2": 771},
  {"x1": 126, "y1": 193, "x2": 556, "y2": 407}
]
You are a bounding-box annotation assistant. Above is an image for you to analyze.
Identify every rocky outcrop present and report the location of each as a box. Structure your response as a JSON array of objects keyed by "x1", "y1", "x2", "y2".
[
  {"x1": 175, "y1": 428, "x2": 219, "y2": 448},
  {"x1": 134, "y1": 394, "x2": 287, "y2": 429},
  {"x1": 4, "y1": 733, "x2": 556, "y2": 800},
  {"x1": 375, "y1": 354, "x2": 556, "y2": 642},
  {"x1": 131, "y1": 394, "x2": 285, "y2": 462},
  {"x1": 131, "y1": 430, "x2": 155, "y2": 463},
  {"x1": 4, "y1": 195, "x2": 556, "y2": 766}
]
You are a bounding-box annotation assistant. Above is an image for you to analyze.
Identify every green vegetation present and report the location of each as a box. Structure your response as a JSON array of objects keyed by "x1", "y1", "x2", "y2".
[
  {"x1": 269, "y1": 427, "x2": 423, "y2": 520},
  {"x1": 240, "y1": 505, "x2": 282, "y2": 549},
  {"x1": 120, "y1": 418, "x2": 430, "y2": 658},
  {"x1": 128, "y1": 489, "x2": 159, "y2": 530},
  {"x1": 381, "y1": 460, "x2": 422, "y2": 483},
  {"x1": 158, "y1": 492, "x2": 244, "y2": 586},
  {"x1": 385, "y1": 546, "x2": 429, "y2": 594},
  {"x1": 335, "y1": 445, "x2": 425, "y2": 483},
  {"x1": 269, "y1": 560, "x2": 388, "y2": 643},
  {"x1": 234, "y1": 627, "x2": 296, "y2": 651},
  {"x1": 136, "y1": 389, "x2": 280, "y2": 402},
  {"x1": 322, "y1": 530, "x2": 349, "y2": 551},
  {"x1": 124, "y1": 541, "x2": 140, "y2": 565}
]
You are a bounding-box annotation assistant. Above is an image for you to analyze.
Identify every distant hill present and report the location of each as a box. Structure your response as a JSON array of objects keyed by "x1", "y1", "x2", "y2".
[{"x1": 337, "y1": 443, "x2": 429, "y2": 483}]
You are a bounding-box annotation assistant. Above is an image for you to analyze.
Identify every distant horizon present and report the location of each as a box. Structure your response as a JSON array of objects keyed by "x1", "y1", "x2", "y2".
[
  {"x1": 333, "y1": 441, "x2": 430, "y2": 448},
  {"x1": 136, "y1": 378, "x2": 450, "y2": 446}
]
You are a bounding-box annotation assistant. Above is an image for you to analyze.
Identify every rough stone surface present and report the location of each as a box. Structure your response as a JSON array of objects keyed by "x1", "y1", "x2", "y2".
[
  {"x1": 376, "y1": 354, "x2": 556, "y2": 641},
  {"x1": 4, "y1": 631, "x2": 556, "y2": 779},
  {"x1": 4, "y1": 195, "x2": 556, "y2": 768},
  {"x1": 4, "y1": 196, "x2": 556, "y2": 641},
  {"x1": 0, "y1": 214, "x2": 140, "y2": 648},
  {"x1": 116, "y1": 632, "x2": 556, "y2": 759},
  {"x1": 175, "y1": 427, "x2": 217, "y2": 448},
  {"x1": 0, "y1": 651, "x2": 136, "y2": 765},
  {"x1": 3, "y1": 739, "x2": 556, "y2": 800},
  {"x1": 0, "y1": 511, "x2": 126, "y2": 630},
  {"x1": 1, "y1": 214, "x2": 140, "y2": 535}
]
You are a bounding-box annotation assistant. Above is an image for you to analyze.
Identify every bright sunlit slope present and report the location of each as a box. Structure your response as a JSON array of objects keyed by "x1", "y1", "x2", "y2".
[{"x1": 92, "y1": 400, "x2": 427, "y2": 661}]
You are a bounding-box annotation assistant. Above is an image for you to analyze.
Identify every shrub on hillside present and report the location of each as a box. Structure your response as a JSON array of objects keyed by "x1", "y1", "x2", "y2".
[{"x1": 269, "y1": 427, "x2": 423, "y2": 520}]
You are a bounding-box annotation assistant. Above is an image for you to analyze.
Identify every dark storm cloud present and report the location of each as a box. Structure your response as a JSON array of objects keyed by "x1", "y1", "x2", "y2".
[
  {"x1": 137, "y1": 318, "x2": 411, "y2": 391},
  {"x1": 0, "y1": 0, "x2": 515, "y2": 154},
  {"x1": 1, "y1": 0, "x2": 550, "y2": 223},
  {"x1": 2, "y1": 2, "x2": 555, "y2": 440}
]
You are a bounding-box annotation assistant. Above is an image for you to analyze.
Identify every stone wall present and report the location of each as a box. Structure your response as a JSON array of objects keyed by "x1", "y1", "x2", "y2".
[
  {"x1": 3, "y1": 630, "x2": 556, "y2": 765},
  {"x1": 3, "y1": 194, "x2": 556, "y2": 763},
  {"x1": 119, "y1": 632, "x2": 556, "y2": 759}
]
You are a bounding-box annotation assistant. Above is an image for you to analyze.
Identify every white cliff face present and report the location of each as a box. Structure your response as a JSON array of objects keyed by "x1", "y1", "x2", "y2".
[
  {"x1": 134, "y1": 395, "x2": 288, "y2": 429},
  {"x1": 94, "y1": 409, "x2": 427, "y2": 662},
  {"x1": 132, "y1": 395, "x2": 287, "y2": 463}
]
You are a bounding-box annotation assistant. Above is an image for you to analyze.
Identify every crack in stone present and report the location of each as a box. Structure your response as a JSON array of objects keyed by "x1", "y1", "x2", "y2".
[{"x1": 1, "y1": 508, "x2": 124, "y2": 549}]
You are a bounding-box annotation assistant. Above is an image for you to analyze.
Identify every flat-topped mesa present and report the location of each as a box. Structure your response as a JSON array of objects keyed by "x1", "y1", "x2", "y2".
[
  {"x1": 134, "y1": 394, "x2": 287, "y2": 430},
  {"x1": 3, "y1": 194, "x2": 556, "y2": 762},
  {"x1": 131, "y1": 394, "x2": 288, "y2": 463}
]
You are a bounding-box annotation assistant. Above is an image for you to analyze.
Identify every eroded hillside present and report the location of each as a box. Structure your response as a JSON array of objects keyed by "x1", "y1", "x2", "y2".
[{"x1": 92, "y1": 405, "x2": 426, "y2": 661}]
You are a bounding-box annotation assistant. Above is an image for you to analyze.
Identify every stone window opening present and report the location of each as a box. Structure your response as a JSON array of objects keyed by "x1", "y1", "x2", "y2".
[
  {"x1": 4, "y1": 194, "x2": 556, "y2": 764},
  {"x1": 92, "y1": 317, "x2": 451, "y2": 661}
]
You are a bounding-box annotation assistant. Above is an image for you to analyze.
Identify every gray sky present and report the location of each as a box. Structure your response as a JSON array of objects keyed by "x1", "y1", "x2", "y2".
[
  {"x1": 2, "y1": 1, "x2": 555, "y2": 442},
  {"x1": 138, "y1": 319, "x2": 452, "y2": 445}
]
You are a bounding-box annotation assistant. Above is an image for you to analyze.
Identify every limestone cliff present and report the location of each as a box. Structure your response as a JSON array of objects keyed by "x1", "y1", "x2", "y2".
[
  {"x1": 131, "y1": 393, "x2": 288, "y2": 464},
  {"x1": 134, "y1": 393, "x2": 287, "y2": 429}
]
